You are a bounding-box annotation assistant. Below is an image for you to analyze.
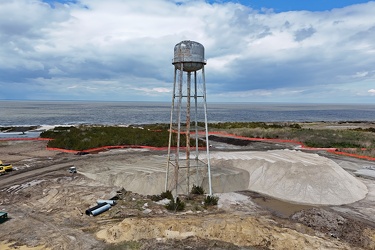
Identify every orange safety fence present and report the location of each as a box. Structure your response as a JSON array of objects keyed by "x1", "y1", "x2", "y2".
[
  {"x1": 47, "y1": 147, "x2": 79, "y2": 154},
  {"x1": 328, "y1": 150, "x2": 375, "y2": 161}
]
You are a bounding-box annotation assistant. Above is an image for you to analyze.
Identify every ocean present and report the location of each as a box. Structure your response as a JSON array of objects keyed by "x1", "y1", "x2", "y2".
[{"x1": 1, "y1": 100, "x2": 375, "y2": 127}]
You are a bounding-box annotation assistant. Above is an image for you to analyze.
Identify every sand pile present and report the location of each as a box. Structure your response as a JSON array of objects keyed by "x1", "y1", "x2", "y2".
[
  {"x1": 210, "y1": 150, "x2": 368, "y2": 205},
  {"x1": 78, "y1": 151, "x2": 249, "y2": 195},
  {"x1": 78, "y1": 149, "x2": 367, "y2": 205},
  {"x1": 96, "y1": 213, "x2": 352, "y2": 249}
]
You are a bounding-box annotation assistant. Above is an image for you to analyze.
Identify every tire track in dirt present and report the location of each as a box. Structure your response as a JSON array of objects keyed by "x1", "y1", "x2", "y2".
[{"x1": 0, "y1": 162, "x2": 75, "y2": 189}]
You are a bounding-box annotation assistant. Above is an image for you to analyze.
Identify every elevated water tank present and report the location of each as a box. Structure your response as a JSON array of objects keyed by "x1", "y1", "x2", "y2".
[{"x1": 173, "y1": 40, "x2": 206, "y2": 72}]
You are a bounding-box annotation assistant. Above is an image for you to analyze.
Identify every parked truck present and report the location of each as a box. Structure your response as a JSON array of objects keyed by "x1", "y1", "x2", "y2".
[{"x1": 68, "y1": 166, "x2": 77, "y2": 173}]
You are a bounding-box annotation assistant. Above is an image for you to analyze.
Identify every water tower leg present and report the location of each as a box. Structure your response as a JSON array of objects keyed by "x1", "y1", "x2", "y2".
[
  {"x1": 165, "y1": 67, "x2": 178, "y2": 192},
  {"x1": 194, "y1": 71, "x2": 199, "y2": 187},
  {"x1": 202, "y1": 66, "x2": 212, "y2": 196},
  {"x1": 186, "y1": 72, "x2": 191, "y2": 194},
  {"x1": 175, "y1": 64, "x2": 184, "y2": 199}
]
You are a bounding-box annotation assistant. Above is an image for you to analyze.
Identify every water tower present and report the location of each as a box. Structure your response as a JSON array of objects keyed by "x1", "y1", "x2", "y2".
[{"x1": 165, "y1": 40, "x2": 212, "y2": 197}]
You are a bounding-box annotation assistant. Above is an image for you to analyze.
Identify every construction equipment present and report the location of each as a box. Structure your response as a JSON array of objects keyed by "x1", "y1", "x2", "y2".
[
  {"x1": 68, "y1": 166, "x2": 77, "y2": 173},
  {"x1": 0, "y1": 160, "x2": 13, "y2": 172},
  {"x1": 0, "y1": 211, "x2": 8, "y2": 223}
]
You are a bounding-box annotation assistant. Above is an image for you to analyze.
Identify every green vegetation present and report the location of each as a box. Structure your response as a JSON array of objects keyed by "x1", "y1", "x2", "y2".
[
  {"x1": 39, "y1": 122, "x2": 375, "y2": 157},
  {"x1": 236, "y1": 126, "x2": 373, "y2": 148},
  {"x1": 41, "y1": 125, "x2": 204, "y2": 151},
  {"x1": 353, "y1": 127, "x2": 375, "y2": 133},
  {"x1": 152, "y1": 190, "x2": 214, "y2": 212},
  {"x1": 104, "y1": 241, "x2": 142, "y2": 250},
  {"x1": 205, "y1": 122, "x2": 301, "y2": 130},
  {"x1": 204, "y1": 195, "x2": 219, "y2": 207},
  {"x1": 160, "y1": 190, "x2": 174, "y2": 200},
  {"x1": 150, "y1": 190, "x2": 174, "y2": 202},
  {"x1": 190, "y1": 185, "x2": 205, "y2": 195},
  {"x1": 206, "y1": 122, "x2": 375, "y2": 150},
  {"x1": 165, "y1": 197, "x2": 186, "y2": 212}
]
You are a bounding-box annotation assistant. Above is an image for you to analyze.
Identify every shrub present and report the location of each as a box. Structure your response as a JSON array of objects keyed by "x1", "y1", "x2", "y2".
[
  {"x1": 190, "y1": 185, "x2": 205, "y2": 195},
  {"x1": 165, "y1": 197, "x2": 185, "y2": 212},
  {"x1": 289, "y1": 123, "x2": 302, "y2": 129},
  {"x1": 150, "y1": 190, "x2": 173, "y2": 201},
  {"x1": 160, "y1": 190, "x2": 174, "y2": 200},
  {"x1": 150, "y1": 195, "x2": 162, "y2": 201},
  {"x1": 204, "y1": 195, "x2": 219, "y2": 207}
]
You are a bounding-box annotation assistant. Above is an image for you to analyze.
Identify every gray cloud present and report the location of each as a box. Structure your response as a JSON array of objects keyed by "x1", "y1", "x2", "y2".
[
  {"x1": 0, "y1": 0, "x2": 375, "y2": 102},
  {"x1": 294, "y1": 26, "x2": 316, "y2": 41}
]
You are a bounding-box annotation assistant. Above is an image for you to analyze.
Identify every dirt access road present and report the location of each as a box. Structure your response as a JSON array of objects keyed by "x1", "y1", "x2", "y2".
[
  {"x1": 1, "y1": 138, "x2": 375, "y2": 249},
  {"x1": 0, "y1": 162, "x2": 75, "y2": 190}
]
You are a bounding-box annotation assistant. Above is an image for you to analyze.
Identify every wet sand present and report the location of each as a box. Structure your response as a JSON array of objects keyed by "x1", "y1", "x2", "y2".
[{"x1": 239, "y1": 190, "x2": 314, "y2": 218}]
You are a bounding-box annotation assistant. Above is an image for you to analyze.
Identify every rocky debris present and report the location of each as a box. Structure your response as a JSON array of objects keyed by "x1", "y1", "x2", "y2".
[{"x1": 291, "y1": 208, "x2": 375, "y2": 249}]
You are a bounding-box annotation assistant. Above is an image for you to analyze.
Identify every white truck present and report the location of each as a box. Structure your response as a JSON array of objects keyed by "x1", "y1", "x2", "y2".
[{"x1": 68, "y1": 166, "x2": 77, "y2": 173}]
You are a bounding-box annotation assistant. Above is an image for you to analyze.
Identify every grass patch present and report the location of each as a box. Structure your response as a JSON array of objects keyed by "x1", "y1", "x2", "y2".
[
  {"x1": 104, "y1": 241, "x2": 142, "y2": 250},
  {"x1": 206, "y1": 122, "x2": 375, "y2": 157},
  {"x1": 41, "y1": 125, "x2": 204, "y2": 151}
]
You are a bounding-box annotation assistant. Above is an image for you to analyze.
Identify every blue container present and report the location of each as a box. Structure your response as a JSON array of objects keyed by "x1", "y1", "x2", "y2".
[{"x1": 97, "y1": 200, "x2": 116, "y2": 206}]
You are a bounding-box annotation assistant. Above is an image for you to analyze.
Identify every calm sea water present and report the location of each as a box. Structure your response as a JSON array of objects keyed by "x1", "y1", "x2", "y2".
[{"x1": 1, "y1": 100, "x2": 375, "y2": 127}]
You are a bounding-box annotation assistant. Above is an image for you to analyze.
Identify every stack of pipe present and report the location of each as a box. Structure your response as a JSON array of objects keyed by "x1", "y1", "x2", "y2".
[{"x1": 85, "y1": 200, "x2": 116, "y2": 216}]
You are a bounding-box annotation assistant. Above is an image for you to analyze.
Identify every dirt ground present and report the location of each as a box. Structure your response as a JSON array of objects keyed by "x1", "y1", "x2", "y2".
[{"x1": 1, "y1": 133, "x2": 375, "y2": 249}]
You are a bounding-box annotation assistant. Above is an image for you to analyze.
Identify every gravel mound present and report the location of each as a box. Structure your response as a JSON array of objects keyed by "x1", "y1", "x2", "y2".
[{"x1": 210, "y1": 150, "x2": 368, "y2": 205}]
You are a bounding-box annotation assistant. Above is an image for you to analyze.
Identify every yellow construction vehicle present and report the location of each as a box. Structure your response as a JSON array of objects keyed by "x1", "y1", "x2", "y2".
[{"x1": 0, "y1": 160, "x2": 12, "y2": 172}]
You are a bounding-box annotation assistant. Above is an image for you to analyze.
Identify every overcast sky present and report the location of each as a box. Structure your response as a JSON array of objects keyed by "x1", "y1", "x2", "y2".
[{"x1": 1, "y1": 0, "x2": 375, "y2": 103}]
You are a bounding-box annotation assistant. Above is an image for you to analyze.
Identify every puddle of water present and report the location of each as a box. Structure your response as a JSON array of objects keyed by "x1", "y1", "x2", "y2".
[
  {"x1": 238, "y1": 191, "x2": 315, "y2": 218},
  {"x1": 0, "y1": 132, "x2": 41, "y2": 139}
]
